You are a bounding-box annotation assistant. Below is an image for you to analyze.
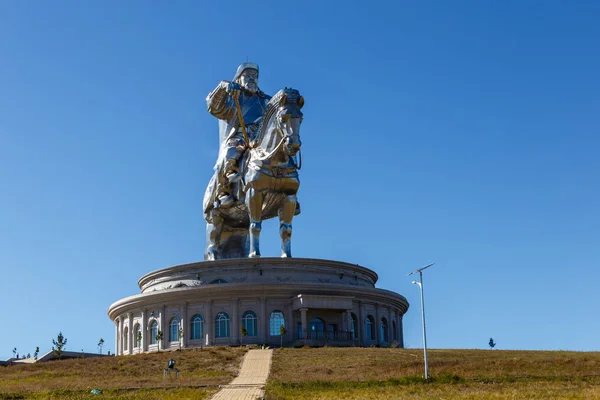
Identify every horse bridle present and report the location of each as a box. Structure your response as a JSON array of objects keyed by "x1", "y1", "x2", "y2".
[{"x1": 250, "y1": 110, "x2": 302, "y2": 170}]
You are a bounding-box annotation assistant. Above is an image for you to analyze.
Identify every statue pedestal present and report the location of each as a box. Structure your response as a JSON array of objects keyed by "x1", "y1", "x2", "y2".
[{"x1": 108, "y1": 258, "x2": 409, "y2": 354}]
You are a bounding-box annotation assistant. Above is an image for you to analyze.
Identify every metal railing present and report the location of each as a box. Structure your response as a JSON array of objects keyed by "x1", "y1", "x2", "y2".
[{"x1": 298, "y1": 330, "x2": 357, "y2": 342}]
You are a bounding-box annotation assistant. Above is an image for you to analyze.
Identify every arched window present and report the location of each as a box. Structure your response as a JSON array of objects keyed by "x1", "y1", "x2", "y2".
[
  {"x1": 123, "y1": 326, "x2": 128, "y2": 351},
  {"x1": 365, "y1": 316, "x2": 375, "y2": 341},
  {"x1": 381, "y1": 318, "x2": 389, "y2": 342},
  {"x1": 392, "y1": 320, "x2": 397, "y2": 342},
  {"x1": 169, "y1": 317, "x2": 180, "y2": 342},
  {"x1": 150, "y1": 320, "x2": 158, "y2": 344},
  {"x1": 210, "y1": 279, "x2": 228, "y2": 284},
  {"x1": 134, "y1": 324, "x2": 142, "y2": 348},
  {"x1": 191, "y1": 314, "x2": 204, "y2": 340},
  {"x1": 310, "y1": 318, "x2": 325, "y2": 340},
  {"x1": 242, "y1": 311, "x2": 258, "y2": 337},
  {"x1": 215, "y1": 312, "x2": 230, "y2": 338},
  {"x1": 269, "y1": 311, "x2": 285, "y2": 336},
  {"x1": 351, "y1": 313, "x2": 358, "y2": 339}
]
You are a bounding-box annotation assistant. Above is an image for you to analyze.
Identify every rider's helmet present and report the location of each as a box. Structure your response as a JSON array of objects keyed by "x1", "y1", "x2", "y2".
[{"x1": 233, "y1": 62, "x2": 259, "y2": 82}]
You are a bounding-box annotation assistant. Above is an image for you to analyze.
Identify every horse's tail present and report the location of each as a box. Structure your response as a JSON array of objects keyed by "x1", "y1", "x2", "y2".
[{"x1": 202, "y1": 173, "x2": 218, "y2": 220}]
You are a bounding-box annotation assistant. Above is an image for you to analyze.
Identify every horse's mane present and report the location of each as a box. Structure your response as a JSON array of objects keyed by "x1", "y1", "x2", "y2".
[{"x1": 255, "y1": 88, "x2": 302, "y2": 147}]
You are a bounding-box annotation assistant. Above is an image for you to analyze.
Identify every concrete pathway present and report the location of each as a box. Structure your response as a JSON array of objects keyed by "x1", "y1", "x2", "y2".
[{"x1": 211, "y1": 349, "x2": 273, "y2": 400}]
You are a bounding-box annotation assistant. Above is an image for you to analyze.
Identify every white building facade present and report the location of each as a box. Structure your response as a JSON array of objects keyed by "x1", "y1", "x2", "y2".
[{"x1": 108, "y1": 258, "x2": 409, "y2": 355}]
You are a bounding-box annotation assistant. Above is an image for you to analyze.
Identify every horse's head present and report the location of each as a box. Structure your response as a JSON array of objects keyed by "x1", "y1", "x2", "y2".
[
  {"x1": 274, "y1": 88, "x2": 304, "y2": 157},
  {"x1": 253, "y1": 88, "x2": 304, "y2": 166}
]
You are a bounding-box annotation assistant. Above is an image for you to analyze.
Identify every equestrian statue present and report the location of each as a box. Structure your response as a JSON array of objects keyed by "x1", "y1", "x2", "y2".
[{"x1": 203, "y1": 62, "x2": 304, "y2": 260}]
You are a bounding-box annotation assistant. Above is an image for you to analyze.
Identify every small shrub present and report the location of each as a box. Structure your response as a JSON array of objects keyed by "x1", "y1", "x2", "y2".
[{"x1": 435, "y1": 374, "x2": 465, "y2": 384}]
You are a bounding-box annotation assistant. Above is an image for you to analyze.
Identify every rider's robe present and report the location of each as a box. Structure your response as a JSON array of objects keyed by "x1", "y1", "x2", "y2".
[
  {"x1": 206, "y1": 81, "x2": 271, "y2": 147},
  {"x1": 203, "y1": 81, "x2": 271, "y2": 217}
]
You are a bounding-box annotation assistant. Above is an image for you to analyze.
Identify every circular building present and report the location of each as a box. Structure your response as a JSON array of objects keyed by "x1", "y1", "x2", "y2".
[{"x1": 107, "y1": 257, "x2": 409, "y2": 355}]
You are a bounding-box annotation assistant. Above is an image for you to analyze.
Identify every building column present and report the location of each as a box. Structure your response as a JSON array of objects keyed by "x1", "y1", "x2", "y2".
[
  {"x1": 390, "y1": 308, "x2": 395, "y2": 341},
  {"x1": 141, "y1": 309, "x2": 148, "y2": 352},
  {"x1": 285, "y1": 301, "x2": 293, "y2": 346},
  {"x1": 126, "y1": 313, "x2": 132, "y2": 354},
  {"x1": 122, "y1": 315, "x2": 127, "y2": 355},
  {"x1": 114, "y1": 318, "x2": 119, "y2": 356},
  {"x1": 345, "y1": 310, "x2": 353, "y2": 341},
  {"x1": 232, "y1": 297, "x2": 239, "y2": 345},
  {"x1": 118, "y1": 316, "x2": 124, "y2": 355},
  {"x1": 394, "y1": 309, "x2": 399, "y2": 341},
  {"x1": 387, "y1": 308, "x2": 392, "y2": 344},
  {"x1": 119, "y1": 316, "x2": 125, "y2": 355},
  {"x1": 358, "y1": 301, "x2": 364, "y2": 346},
  {"x1": 260, "y1": 296, "x2": 267, "y2": 343},
  {"x1": 300, "y1": 308, "x2": 308, "y2": 341},
  {"x1": 205, "y1": 300, "x2": 212, "y2": 346},
  {"x1": 375, "y1": 304, "x2": 381, "y2": 346},
  {"x1": 398, "y1": 315, "x2": 404, "y2": 348},
  {"x1": 181, "y1": 302, "x2": 188, "y2": 348},
  {"x1": 127, "y1": 313, "x2": 134, "y2": 354},
  {"x1": 160, "y1": 305, "x2": 166, "y2": 350}
]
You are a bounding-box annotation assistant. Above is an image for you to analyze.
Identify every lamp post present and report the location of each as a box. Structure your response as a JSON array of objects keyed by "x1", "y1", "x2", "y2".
[{"x1": 408, "y1": 263, "x2": 435, "y2": 379}]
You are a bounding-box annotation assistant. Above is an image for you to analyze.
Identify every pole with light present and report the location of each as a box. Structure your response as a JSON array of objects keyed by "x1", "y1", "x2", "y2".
[{"x1": 407, "y1": 262, "x2": 435, "y2": 379}]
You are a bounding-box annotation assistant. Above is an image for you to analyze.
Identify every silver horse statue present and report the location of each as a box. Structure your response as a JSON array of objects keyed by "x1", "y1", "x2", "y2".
[{"x1": 203, "y1": 88, "x2": 304, "y2": 260}]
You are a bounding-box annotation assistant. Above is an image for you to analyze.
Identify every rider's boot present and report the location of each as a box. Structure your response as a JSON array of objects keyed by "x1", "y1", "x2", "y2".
[
  {"x1": 217, "y1": 188, "x2": 234, "y2": 207},
  {"x1": 217, "y1": 192, "x2": 234, "y2": 208},
  {"x1": 294, "y1": 200, "x2": 301, "y2": 216},
  {"x1": 224, "y1": 159, "x2": 242, "y2": 183},
  {"x1": 216, "y1": 179, "x2": 234, "y2": 208}
]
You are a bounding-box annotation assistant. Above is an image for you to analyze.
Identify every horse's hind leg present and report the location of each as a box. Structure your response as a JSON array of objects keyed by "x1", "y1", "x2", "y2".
[
  {"x1": 279, "y1": 194, "x2": 297, "y2": 258},
  {"x1": 246, "y1": 187, "x2": 263, "y2": 258},
  {"x1": 206, "y1": 211, "x2": 223, "y2": 261}
]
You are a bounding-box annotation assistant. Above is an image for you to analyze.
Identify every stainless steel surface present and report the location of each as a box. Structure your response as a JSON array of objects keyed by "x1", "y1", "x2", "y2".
[{"x1": 204, "y1": 63, "x2": 303, "y2": 260}]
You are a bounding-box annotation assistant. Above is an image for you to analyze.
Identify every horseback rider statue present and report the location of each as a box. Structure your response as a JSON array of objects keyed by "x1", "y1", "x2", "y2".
[
  {"x1": 206, "y1": 62, "x2": 270, "y2": 208},
  {"x1": 203, "y1": 63, "x2": 304, "y2": 260}
]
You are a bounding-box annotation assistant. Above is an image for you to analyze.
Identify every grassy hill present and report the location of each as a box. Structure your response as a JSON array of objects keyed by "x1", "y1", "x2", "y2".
[
  {"x1": 265, "y1": 348, "x2": 600, "y2": 399},
  {"x1": 1, "y1": 347, "x2": 599, "y2": 399},
  {"x1": 0, "y1": 347, "x2": 246, "y2": 399}
]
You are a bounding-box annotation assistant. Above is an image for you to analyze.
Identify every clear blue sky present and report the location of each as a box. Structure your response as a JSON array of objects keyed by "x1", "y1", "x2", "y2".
[{"x1": 1, "y1": 1, "x2": 599, "y2": 359}]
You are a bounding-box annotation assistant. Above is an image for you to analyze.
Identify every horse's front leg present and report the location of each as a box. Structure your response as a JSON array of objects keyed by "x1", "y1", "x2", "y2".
[
  {"x1": 279, "y1": 194, "x2": 297, "y2": 258},
  {"x1": 246, "y1": 186, "x2": 263, "y2": 258}
]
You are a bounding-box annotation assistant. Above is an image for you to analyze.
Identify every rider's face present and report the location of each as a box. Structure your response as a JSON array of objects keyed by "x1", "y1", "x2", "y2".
[{"x1": 239, "y1": 69, "x2": 258, "y2": 94}]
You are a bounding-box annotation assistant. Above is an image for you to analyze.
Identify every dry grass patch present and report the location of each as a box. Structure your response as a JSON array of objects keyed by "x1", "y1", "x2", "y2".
[
  {"x1": 269, "y1": 348, "x2": 600, "y2": 382},
  {"x1": 0, "y1": 346, "x2": 246, "y2": 398},
  {"x1": 265, "y1": 348, "x2": 600, "y2": 399},
  {"x1": 266, "y1": 380, "x2": 600, "y2": 399}
]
